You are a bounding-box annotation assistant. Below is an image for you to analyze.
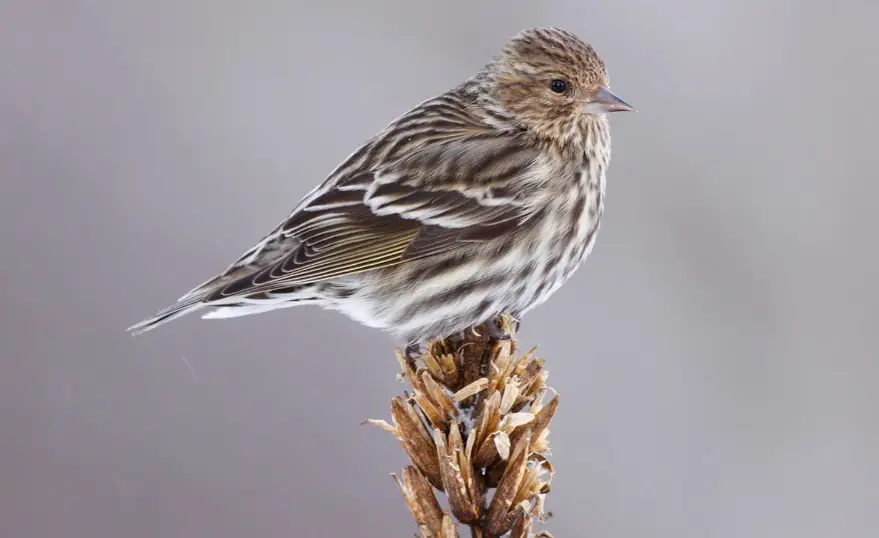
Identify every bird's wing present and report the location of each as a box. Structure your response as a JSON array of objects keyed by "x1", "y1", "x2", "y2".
[{"x1": 202, "y1": 132, "x2": 542, "y2": 301}]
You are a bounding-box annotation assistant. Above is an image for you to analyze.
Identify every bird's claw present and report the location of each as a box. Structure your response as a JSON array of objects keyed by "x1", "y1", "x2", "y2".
[
  {"x1": 485, "y1": 316, "x2": 516, "y2": 340},
  {"x1": 405, "y1": 342, "x2": 424, "y2": 361}
]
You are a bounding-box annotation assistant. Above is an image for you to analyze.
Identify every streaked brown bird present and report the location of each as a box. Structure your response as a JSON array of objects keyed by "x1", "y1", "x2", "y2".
[{"x1": 128, "y1": 27, "x2": 634, "y2": 346}]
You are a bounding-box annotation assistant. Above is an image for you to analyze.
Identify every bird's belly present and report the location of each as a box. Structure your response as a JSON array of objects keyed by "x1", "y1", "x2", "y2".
[
  {"x1": 322, "y1": 209, "x2": 602, "y2": 341},
  {"x1": 516, "y1": 209, "x2": 603, "y2": 314}
]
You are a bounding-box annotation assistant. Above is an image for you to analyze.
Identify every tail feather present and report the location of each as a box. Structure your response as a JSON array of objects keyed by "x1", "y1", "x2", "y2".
[
  {"x1": 128, "y1": 289, "x2": 319, "y2": 335},
  {"x1": 200, "y1": 299, "x2": 311, "y2": 319},
  {"x1": 127, "y1": 297, "x2": 207, "y2": 336},
  {"x1": 128, "y1": 239, "x2": 316, "y2": 335}
]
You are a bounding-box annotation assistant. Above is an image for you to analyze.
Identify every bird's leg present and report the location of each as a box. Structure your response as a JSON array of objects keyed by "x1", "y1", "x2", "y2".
[
  {"x1": 404, "y1": 341, "x2": 424, "y2": 361},
  {"x1": 485, "y1": 313, "x2": 519, "y2": 341},
  {"x1": 486, "y1": 322, "x2": 510, "y2": 340}
]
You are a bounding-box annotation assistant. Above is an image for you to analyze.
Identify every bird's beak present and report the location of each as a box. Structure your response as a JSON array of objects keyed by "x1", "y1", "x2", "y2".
[{"x1": 584, "y1": 86, "x2": 635, "y2": 114}]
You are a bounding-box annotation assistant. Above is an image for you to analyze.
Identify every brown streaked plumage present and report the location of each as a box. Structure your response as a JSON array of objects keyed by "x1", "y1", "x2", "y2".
[{"x1": 128, "y1": 27, "x2": 634, "y2": 344}]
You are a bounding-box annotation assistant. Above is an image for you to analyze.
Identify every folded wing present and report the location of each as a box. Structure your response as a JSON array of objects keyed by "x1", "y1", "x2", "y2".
[{"x1": 202, "y1": 132, "x2": 541, "y2": 301}]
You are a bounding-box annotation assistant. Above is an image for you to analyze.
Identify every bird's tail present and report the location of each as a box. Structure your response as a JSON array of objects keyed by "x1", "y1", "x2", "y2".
[
  {"x1": 126, "y1": 296, "x2": 208, "y2": 336},
  {"x1": 127, "y1": 288, "x2": 319, "y2": 336}
]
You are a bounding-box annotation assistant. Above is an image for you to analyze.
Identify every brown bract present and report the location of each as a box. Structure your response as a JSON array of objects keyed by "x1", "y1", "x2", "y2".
[{"x1": 367, "y1": 314, "x2": 559, "y2": 537}]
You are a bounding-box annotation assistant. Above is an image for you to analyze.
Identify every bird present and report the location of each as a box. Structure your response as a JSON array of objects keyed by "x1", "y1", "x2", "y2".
[{"x1": 127, "y1": 27, "x2": 634, "y2": 347}]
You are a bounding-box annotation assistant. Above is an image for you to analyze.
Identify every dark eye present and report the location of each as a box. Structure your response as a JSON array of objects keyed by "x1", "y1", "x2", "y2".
[{"x1": 549, "y1": 78, "x2": 567, "y2": 94}]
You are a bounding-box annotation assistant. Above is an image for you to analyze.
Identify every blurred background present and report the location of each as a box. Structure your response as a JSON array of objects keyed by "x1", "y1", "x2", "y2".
[{"x1": 1, "y1": 1, "x2": 877, "y2": 537}]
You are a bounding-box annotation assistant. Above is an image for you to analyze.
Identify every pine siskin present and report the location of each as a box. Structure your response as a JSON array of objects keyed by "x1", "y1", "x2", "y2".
[{"x1": 128, "y1": 27, "x2": 634, "y2": 345}]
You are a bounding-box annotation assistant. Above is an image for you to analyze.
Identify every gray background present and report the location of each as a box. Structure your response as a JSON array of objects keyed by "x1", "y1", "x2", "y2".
[{"x1": 1, "y1": 1, "x2": 877, "y2": 537}]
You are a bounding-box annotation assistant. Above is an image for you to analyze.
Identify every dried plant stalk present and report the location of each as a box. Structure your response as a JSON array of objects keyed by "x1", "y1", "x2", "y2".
[{"x1": 369, "y1": 314, "x2": 558, "y2": 537}]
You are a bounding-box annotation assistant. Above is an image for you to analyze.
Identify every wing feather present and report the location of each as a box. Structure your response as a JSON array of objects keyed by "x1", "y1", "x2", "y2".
[{"x1": 203, "y1": 120, "x2": 540, "y2": 302}]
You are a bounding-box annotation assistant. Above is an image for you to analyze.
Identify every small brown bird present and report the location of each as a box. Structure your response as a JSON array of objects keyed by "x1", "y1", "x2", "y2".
[{"x1": 128, "y1": 27, "x2": 633, "y2": 345}]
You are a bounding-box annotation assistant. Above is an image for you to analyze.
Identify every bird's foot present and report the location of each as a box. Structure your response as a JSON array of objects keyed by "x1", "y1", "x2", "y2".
[
  {"x1": 404, "y1": 342, "x2": 425, "y2": 361},
  {"x1": 485, "y1": 313, "x2": 520, "y2": 341},
  {"x1": 487, "y1": 322, "x2": 511, "y2": 340}
]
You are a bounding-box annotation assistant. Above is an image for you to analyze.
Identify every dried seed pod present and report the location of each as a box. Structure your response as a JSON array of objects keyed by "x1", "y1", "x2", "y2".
[
  {"x1": 391, "y1": 397, "x2": 442, "y2": 489},
  {"x1": 422, "y1": 372, "x2": 458, "y2": 422},
  {"x1": 509, "y1": 508, "x2": 533, "y2": 538},
  {"x1": 486, "y1": 429, "x2": 532, "y2": 536},
  {"x1": 434, "y1": 425, "x2": 481, "y2": 523},
  {"x1": 393, "y1": 466, "x2": 444, "y2": 534},
  {"x1": 453, "y1": 378, "x2": 488, "y2": 402},
  {"x1": 371, "y1": 316, "x2": 559, "y2": 537}
]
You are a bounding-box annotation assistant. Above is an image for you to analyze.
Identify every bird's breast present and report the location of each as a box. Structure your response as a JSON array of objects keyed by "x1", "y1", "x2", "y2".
[{"x1": 545, "y1": 165, "x2": 605, "y2": 278}]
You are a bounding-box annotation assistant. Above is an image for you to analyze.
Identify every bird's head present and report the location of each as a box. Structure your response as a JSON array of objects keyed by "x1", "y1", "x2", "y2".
[{"x1": 486, "y1": 27, "x2": 633, "y2": 146}]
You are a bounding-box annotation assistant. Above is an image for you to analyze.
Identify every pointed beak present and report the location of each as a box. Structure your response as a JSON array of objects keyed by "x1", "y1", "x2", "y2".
[{"x1": 585, "y1": 86, "x2": 635, "y2": 114}]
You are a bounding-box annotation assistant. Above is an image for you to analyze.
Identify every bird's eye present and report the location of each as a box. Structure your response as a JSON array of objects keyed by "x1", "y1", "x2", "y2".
[{"x1": 549, "y1": 79, "x2": 568, "y2": 94}]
